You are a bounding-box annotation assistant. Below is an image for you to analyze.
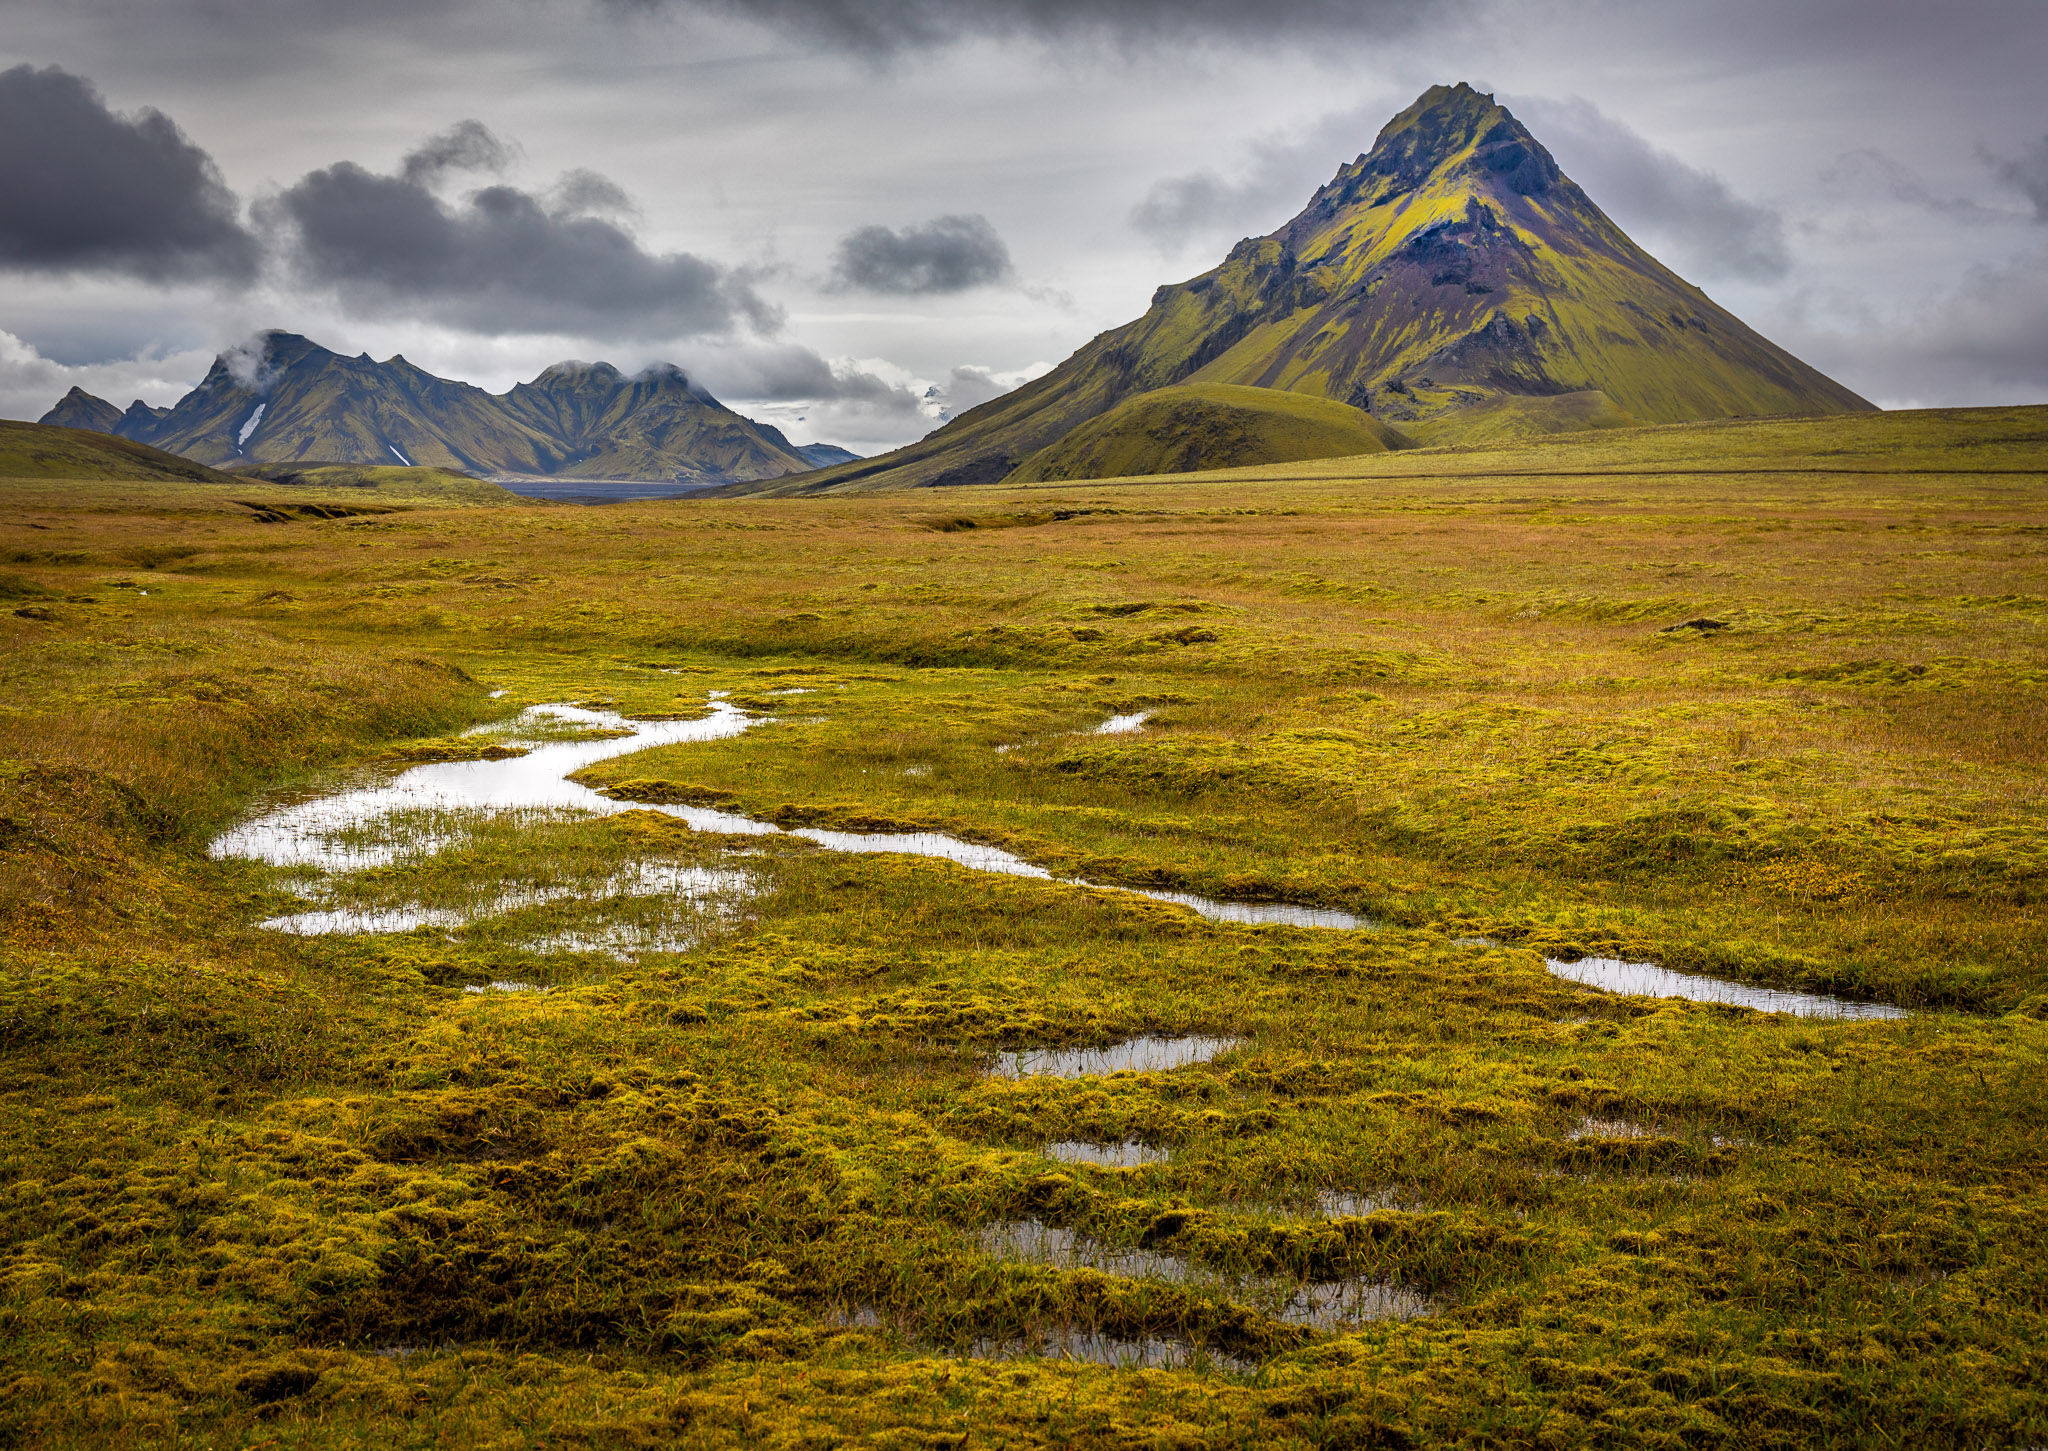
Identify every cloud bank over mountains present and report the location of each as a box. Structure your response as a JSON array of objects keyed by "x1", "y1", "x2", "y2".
[
  {"x1": 0, "y1": 68, "x2": 1025, "y2": 445},
  {"x1": 268, "y1": 135, "x2": 780, "y2": 340}
]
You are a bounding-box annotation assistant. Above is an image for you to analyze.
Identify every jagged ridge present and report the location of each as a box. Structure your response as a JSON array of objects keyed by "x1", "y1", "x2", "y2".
[{"x1": 41, "y1": 333, "x2": 836, "y2": 486}]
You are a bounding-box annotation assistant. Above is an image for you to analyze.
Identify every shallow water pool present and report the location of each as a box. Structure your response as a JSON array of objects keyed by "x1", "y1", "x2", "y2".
[
  {"x1": 990, "y1": 1034, "x2": 1244, "y2": 1078},
  {"x1": 1547, "y1": 955, "x2": 1909, "y2": 1021}
]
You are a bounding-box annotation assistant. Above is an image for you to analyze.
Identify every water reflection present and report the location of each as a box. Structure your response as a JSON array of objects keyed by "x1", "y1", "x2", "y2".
[
  {"x1": 1093, "y1": 711, "x2": 1152, "y2": 735},
  {"x1": 967, "y1": 1331, "x2": 1247, "y2": 1372},
  {"x1": 1138, "y1": 889, "x2": 1368, "y2": 930},
  {"x1": 977, "y1": 1217, "x2": 1434, "y2": 1329},
  {"x1": 1044, "y1": 1139, "x2": 1170, "y2": 1168},
  {"x1": 991, "y1": 1035, "x2": 1244, "y2": 1078},
  {"x1": 1546, "y1": 956, "x2": 1908, "y2": 1021},
  {"x1": 1314, "y1": 1188, "x2": 1423, "y2": 1218},
  {"x1": 212, "y1": 703, "x2": 759, "y2": 871}
]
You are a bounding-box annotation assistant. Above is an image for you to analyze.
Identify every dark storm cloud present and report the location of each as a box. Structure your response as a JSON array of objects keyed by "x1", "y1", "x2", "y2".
[
  {"x1": 0, "y1": 63, "x2": 258, "y2": 283},
  {"x1": 696, "y1": 341, "x2": 919, "y2": 409},
  {"x1": 400, "y1": 118, "x2": 518, "y2": 185},
  {"x1": 829, "y1": 214, "x2": 1014, "y2": 295},
  {"x1": 268, "y1": 129, "x2": 775, "y2": 339},
  {"x1": 1511, "y1": 97, "x2": 1789, "y2": 282},
  {"x1": 1987, "y1": 136, "x2": 2048, "y2": 223},
  {"x1": 607, "y1": 0, "x2": 1460, "y2": 54}
]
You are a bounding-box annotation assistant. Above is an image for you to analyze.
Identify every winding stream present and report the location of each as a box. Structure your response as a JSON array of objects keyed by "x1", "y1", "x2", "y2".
[{"x1": 210, "y1": 701, "x2": 1911, "y2": 1020}]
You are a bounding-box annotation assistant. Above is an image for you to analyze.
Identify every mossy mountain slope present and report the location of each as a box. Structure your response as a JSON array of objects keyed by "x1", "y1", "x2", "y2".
[
  {"x1": 0, "y1": 418, "x2": 235, "y2": 483},
  {"x1": 1004, "y1": 382, "x2": 1413, "y2": 483},
  {"x1": 767, "y1": 83, "x2": 1871, "y2": 495},
  {"x1": 40, "y1": 332, "x2": 816, "y2": 485},
  {"x1": 39, "y1": 386, "x2": 124, "y2": 434}
]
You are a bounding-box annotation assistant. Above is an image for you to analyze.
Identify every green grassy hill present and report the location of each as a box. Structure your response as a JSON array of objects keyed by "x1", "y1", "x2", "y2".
[
  {"x1": 1004, "y1": 382, "x2": 1414, "y2": 483},
  {"x1": 765, "y1": 83, "x2": 1870, "y2": 496},
  {"x1": 0, "y1": 419, "x2": 234, "y2": 483},
  {"x1": 228, "y1": 461, "x2": 531, "y2": 507},
  {"x1": 0, "y1": 424, "x2": 532, "y2": 516}
]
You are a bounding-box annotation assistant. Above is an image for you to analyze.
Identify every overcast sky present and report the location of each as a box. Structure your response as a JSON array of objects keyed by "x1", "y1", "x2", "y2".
[{"x1": 1, "y1": 0, "x2": 2043, "y2": 450}]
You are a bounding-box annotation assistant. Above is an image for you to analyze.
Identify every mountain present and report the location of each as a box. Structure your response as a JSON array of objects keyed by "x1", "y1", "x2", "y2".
[
  {"x1": 766, "y1": 83, "x2": 1872, "y2": 495},
  {"x1": 41, "y1": 387, "x2": 123, "y2": 434},
  {"x1": 1005, "y1": 382, "x2": 1413, "y2": 483},
  {"x1": 40, "y1": 332, "x2": 815, "y2": 485},
  {"x1": 792, "y1": 442, "x2": 861, "y2": 468}
]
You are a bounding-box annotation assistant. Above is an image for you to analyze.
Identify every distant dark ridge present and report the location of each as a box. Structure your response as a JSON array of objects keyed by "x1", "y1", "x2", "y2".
[{"x1": 40, "y1": 331, "x2": 817, "y2": 486}]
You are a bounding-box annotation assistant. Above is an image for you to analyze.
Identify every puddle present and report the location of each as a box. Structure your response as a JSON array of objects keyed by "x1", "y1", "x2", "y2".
[
  {"x1": 990, "y1": 1034, "x2": 1244, "y2": 1078},
  {"x1": 978, "y1": 1218, "x2": 1434, "y2": 1330},
  {"x1": 212, "y1": 703, "x2": 759, "y2": 871},
  {"x1": 1314, "y1": 1188, "x2": 1423, "y2": 1218},
  {"x1": 463, "y1": 981, "x2": 549, "y2": 994},
  {"x1": 966, "y1": 1331, "x2": 1246, "y2": 1372},
  {"x1": 257, "y1": 862, "x2": 752, "y2": 957},
  {"x1": 1546, "y1": 956, "x2": 1909, "y2": 1020},
  {"x1": 830, "y1": 1304, "x2": 1248, "y2": 1373},
  {"x1": 1270, "y1": 1278, "x2": 1435, "y2": 1331},
  {"x1": 1567, "y1": 1116, "x2": 1665, "y2": 1141},
  {"x1": 1135, "y1": 890, "x2": 1369, "y2": 930},
  {"x1": 1567, "y1": 1116, "x2": 1748, "y2": 1149},
  {"x1": 1093, "y1": 711, "x2": 1152, "y2": 735},
  {"x1": 1045, "y1": 1139, "x2": 1169, "y2": 1168},
  {"x1": 979, "y1": 1219, "x2": 1185, "y2": 1279},
  {"x1": 791, "y1": 826, "x2": 1051, "y2": 877},
  {"x1": 261, "y1": 905, "x2": 466, "y2": 935}
]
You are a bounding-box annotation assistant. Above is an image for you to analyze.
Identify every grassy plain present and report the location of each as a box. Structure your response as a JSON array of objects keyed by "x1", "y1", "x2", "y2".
[{"x1": 1, "y1": 405, "x2": 2044, "y2": 1447}]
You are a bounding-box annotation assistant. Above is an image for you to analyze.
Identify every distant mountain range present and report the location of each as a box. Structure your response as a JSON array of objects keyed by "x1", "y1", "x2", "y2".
[
  {"x1": 41, "y1": 331, "x2": 859, "y2": 485},
  {"x1": 763, "y1": 83, "x2": 1872, "y2": 494}
]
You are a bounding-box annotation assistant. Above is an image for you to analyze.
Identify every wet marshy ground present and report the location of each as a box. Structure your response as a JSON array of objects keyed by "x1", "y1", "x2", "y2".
[{"x1": 213, "y1": 700, "x2": 1916, "y2": 1020}]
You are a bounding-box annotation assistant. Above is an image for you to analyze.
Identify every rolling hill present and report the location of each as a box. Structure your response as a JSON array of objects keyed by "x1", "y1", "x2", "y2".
[
  {"x1": 761, "y1": 82, "x2": 1871, "y2": 495},
  {"x1": 0, "y1": 418, "x2": 236, "y2": 483},
  {"x1": 1004, "y1": 382, "x2": 1413, "y2": 483},
  {"x1": 39, "y1": 333, "x2": 835, "y2": 486}
]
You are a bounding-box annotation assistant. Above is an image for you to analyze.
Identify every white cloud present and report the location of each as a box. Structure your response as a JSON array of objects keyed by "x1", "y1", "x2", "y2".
[{"x1": 0, "y1": 329, "x2": 210, "y2": 423}]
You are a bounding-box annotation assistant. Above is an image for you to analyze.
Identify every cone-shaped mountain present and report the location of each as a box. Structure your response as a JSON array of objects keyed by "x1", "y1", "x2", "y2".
[
  {"x1": 41, "y1": 332, "x2": 821, "y2": 486},
  {"x1": 778, "y1": 83, "x2": 1872, "y2": 493}
]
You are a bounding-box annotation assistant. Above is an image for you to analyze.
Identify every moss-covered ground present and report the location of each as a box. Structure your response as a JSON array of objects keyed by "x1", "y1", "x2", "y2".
[{"x1": 1, "y1": 407, "x2": 2044, "y2": 1446}]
